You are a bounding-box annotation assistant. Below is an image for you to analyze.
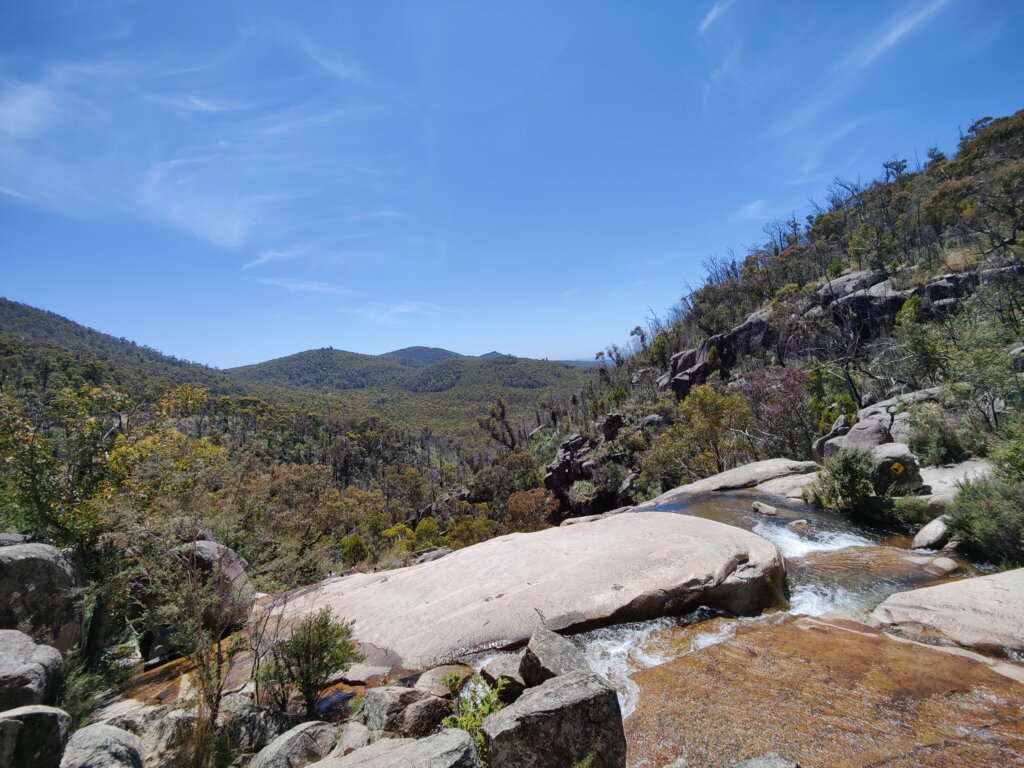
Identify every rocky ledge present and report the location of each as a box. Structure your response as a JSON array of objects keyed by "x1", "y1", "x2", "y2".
[{"x1": 268, "y1": 512, "x2": 788, "y2": 670}]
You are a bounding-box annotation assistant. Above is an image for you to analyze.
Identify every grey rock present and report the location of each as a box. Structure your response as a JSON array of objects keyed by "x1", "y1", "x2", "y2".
[
  {"x1": 0, "y1": 704, "x2": 71, "y2": 768},
  {"x1": 519, "y1": 627, "x2": 588, "y2": 687},
  {"x1": 0, "y1": 629, "x2": 62, "y2": 707},
  {"x1": 871, "y1": 443, "x2": 923, "y2": 495},
  {"x1": 0, "y1": 718, "x2": 20, "y2": 768},
  {"x1": 480, "y1": 654, "x2": 526, "y2": 703},
  {"x1": 413, "y1": 547, "x2": 452, "y2": 565},
  {"x1": 543, "y1": 435, "x2": 592, "y2": 496},
  {"x1": 143, "y1": 708, "x2": 196, "y2": 766},
  {"x1": 173, "y1": 540, "x2": 254, "y2": 629},
  {"x1": 637, "y1": 459, "x2": 820, "y2": 499},
  {"x1": 59, "y1": 723, "x2": 143, "y2": 768},
  {"x1": 751, "y1": 501, "x2": 778, "y2": 517},
  {"x1": 414, "y1": 664, "x2": 473, "y2": 698},
  {"x1": 637, "y1": 414, "x2": 667, "y2": 433},
  {"x1": 321, "y1": 729, "x2": 479, "y2": 767},
  {"x1": 250, "y1": 721, "x2": 337, "y2": 768},
  {"x1": 0, "y1": 543, "x2": 81, "y2": 652},
  {"x1": 0, "y1": 534, "x2": 28, "y2": 547},
  {"x1": 786, "y1": 519, "x2": 810, "y2": 532},
  {"x1": 481, "y1": 670, "x2": 626, "y2": 768},
  {"x1": 217, "y1": 693, "x2": 292, "y2": 754},
  {"x1": 363, "y1": 687, "x2": 448, "y2": 738},
  {"x1": 326, "y1": 721, "x2": 370, "y2": 758},
  {"x1": 911, "y1": 515, "x2": 951, "y2": 550},
  {"x1": 817, "y1": 270, "x2": 889, "y2": 306},
  {"x1": 596, "y1": 413, "x2": 624, "y2": 442}
]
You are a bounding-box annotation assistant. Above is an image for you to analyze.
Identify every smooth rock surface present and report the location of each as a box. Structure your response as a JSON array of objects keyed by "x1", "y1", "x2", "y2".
[
  {"x1": 59, "y1": 723, "x2": 143, "y2": 768},
  {"x1": 870, "y1": 443, "x2": 923, "y2": 494},
  {"x1": 414, "y1": 664, "x2": 473, "y2": 698},
  {"x1": 250, "y1": 721, "x2": 337, "y2": 768},
  {"x1": 0, "y1": 629, "x2": 62, "y2": 707},
  {"x1": 519, "y1": 627, "x2": 587, "y2": 687},
  {"x1": 270, "y1": 513, "x2": 787, "y2": 669},
  {"x1": 480, "y1": 654, "x2": 526, "y2": 703},
  {"x1": 636, "y1": 460, "x2": 820, "y2": 500},
  {"x1": 0, "y1": 543, "x2": 81, "y2": 652},
  {"x1": 322, "y1": 729, "x2": 479, "y2": 767},
  {"x1": 870, "y1": 568, "x2": 1024, "y2": 654},
  {"x1": 326, "y1": 722, "x2": 370, "y2": 758},
  {"x1": 754, "y1": 472, "x2": 818, "y2": 500},
  {"x1": 919, "y1": 458, "x2": 992, "y2": 500},
  {"x1": 0, "y1": 704, "x2": 71, "y2": 768},
  {"x1": 625, "y1": 615, "x2": 1024, "y2": 767},
  {"x1": 482, "y1": 670, "x2": 626, "y2": 768}
]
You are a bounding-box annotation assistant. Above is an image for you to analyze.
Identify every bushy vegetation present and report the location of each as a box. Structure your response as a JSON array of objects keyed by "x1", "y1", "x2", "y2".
[
  {"x1": 807, "y1": 448, "x2": 879, "y2": 518},
  {"x1": 442, "y1": 674, "x2": 506, "y2": 764}
]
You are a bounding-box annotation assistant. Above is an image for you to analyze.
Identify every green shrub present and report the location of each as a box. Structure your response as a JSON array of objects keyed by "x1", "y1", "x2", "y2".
[
  {"x1": 443, "y1": 674, "x2": 506, "y2": 764},
  {"x1": 947, "y1": 477, "x2": 1024, "y2": 565},
  {"x1": 908, "y1": 406, "x2": 967, "y2": 466},
  {"x1": 991, "y1": 416, "x2": 1024, "y2": 481},
  {"x1": 340, "y1": 534, "x2": 369, "y2": 566},
  {"x1": 889, "y1": 496, "x2": 932, "y2": 526},
  {"x1": 807, "y1": 448, "x2": 879, "y2": 517}
]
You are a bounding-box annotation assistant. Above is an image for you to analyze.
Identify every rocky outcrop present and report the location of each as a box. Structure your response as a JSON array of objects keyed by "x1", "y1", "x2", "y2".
[
  {"x1": 327, "y1": 722, "x2": 371, "y2": 759},
  {"x1": 481, "y1": 670, "x2": 625, "y2": 768},
  {"x1": 519, "y1": 628, "x2": 587, "y2": 687},
  {"x1": 322, "y1": 729, "x2": 479, "y2": 768},
  {"x1": 543, "y1": 434, "x2": 591, "y2": 498},
  {"x1": 0, "y1": 705, "x2": 70, "y2": 768},
  {"x1": 217, "y1": 693, "x2": 291, "y2": 755},
  {"x1": 0, "y1": 543, "x2": 81, "y2": 653},
  {"x1": 911, "y1": 515, "x2": 951, "y2": 550},
  {"x1": 268, "y1": 513, "x2": 787, "y2": 670},
  {"x1": 870, "y1": 569, "x2": 1024, "y2": 655},
  {"x1": 250, "y1": 721, "x2": 338, "y2": 768},
  {"x1": 636, "y1": 459, "x2": 820, "y2": 503},
  {"x1": 0, "y1": 630, "x2": 62, "y2": 707},
  {"x1": 59, "y1": 723, "x2": 144, "y2": 768},
  {"x1": 595, "y1": 413, "x2": 624, "y2": 442},
  {"x1": 821, "y1": 387, "x2": 943, "y2": 458},
  {"x1": 363, "y1": 686, "x2": 449, "y2": 739}
]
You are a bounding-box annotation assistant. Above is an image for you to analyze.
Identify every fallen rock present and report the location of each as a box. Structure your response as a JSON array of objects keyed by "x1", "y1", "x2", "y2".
[
  {"x1": 519, "y1": 627, "x2": 588, "y2": 687},
  {"x1": 480, "y1": 654, "x2": 526, "y2": 703},
  {"x1": 414, "y1": 664, "x2": 473, "y2": 698},
  {"x1": 321, "y1": 728, "x2": 479, "y2": 767},
  {"x1": 363, "y1": 687, "x2": 448, "y2": 738},
  {"x1": 911, "y1": 515, "x2": 950, "y2": 550},
  {"x1": 0, "y1": 705, "x2": 71, "y2": 768},
  {"x1": 481, "y1": 670, "x2": 625, "y2": 768},
  {"x1": 0, "y1": 629, "x2": 63, "y2": 707},
  {"x1": 59, "y1": 723, "x2": 143, "y2": 768},
  {"x1": 870, "y1": 568, "x2": 1024, "y2": 655},
  {"x1": 250, "y1": 721, "x2": 337, "y2": 768},
  {"x1": 751, "y1": 501, "x2": 778, "y2": 517},
  {"x1": 870, "y1": 443, "x2": 923, "y2": 495},
  {"x1": 0, "y1": 543, "x2": 81, "y2": 652},
  {"x1": 269, "y1": 513, "x2": 787, "y2": 669},
  {"x1": 326, "y1": 721, "x2": 371, "y2": 759}
]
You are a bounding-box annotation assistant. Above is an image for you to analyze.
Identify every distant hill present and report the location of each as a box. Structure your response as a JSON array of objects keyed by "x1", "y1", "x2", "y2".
[
  {"x1": 381, "y1": 346, "x2": 464, "y2": 367},
  {"x1": 0, "y1": 297, "x2": 595, "y2": 443},
  {"x1": 479, "y1": 351, "x2": 504, "y2": 358}
]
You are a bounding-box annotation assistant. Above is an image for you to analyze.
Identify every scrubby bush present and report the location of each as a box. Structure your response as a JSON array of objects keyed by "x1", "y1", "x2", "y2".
[
  {"x1": 908, "y1": 405, "x2": 967, "y2": 466},
  {"x1": 443, "y1": 674, "x2": 506, "y2": 763},
  {"x1": 947, "y1": 476, "x2": 1024, "y2": 565},
  {"x1": 807, "y1": 448, "x2": 878, "y2": 517},
  {"x1": 502, "y1": 489, "x2": 559, "y2": 533}
]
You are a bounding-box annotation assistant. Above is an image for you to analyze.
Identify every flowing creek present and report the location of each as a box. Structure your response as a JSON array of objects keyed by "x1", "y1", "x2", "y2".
[{"x1": 573, "y1": 491, "x2": 961, "y2": 719}]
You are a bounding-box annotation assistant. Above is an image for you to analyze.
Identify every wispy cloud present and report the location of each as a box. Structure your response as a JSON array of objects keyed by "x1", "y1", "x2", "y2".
[
  {"x1": 342, "y1": 209, "x2": 408, "y2": 224},
  {"x1": 242, "y1": 247, "x2": 306, "y2": 270},
  {"x1": 0, "y1": 81, "x2": 59, "y2": 138},
  {"x1": 254, "y1": 277, "x2": 354, "y2": 295},
  {"x1": 354, "y1": 301, "x2": 441, "y2": 324},
  {"x1": 698, "y1": 0, "x2": 735, "y2": 34},
  {"x1": 733, "y1": 199, "x2": 770, "y2": 220},
  {"x1": 832, "y1": 0, "x2": 949, "y2": 77}
]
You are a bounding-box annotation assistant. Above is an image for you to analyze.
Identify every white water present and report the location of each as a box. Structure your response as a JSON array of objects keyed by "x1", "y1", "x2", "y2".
[{"x1": 752, "y1": 519, "x2": 872, "y2": 558}]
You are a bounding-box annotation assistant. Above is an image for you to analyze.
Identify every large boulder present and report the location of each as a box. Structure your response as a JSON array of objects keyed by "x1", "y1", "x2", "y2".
[
  {"x1": 0, "y1": 544, "x2": 81, "y2": 652},
  {"x1": 816, "y1": 270, "x2": 889, "y2": 306},
  {"x1": 0, "y1": 705, "x2": 71, "y2": 768},
  {"x1": 363, "y1": 686, "x2": 449, "y2": 738},
  {"x1": 174, "y1": 540, "x2": 255, "y2": 629},
  {"x1": 481, "y1": 670, "x2": 626, "y2": 768},
  {"x1": 217, "y1": 693, "x2": 292, "y2": 754},
  {"x1": 0, "y1": 630, "x2": 62, "y2": 707},
  {"x1": 543, "y1": 435, "x2": 591, "y2": 497},
  {"x1": 636, "y1": 459, "x2": 820, "y2": 501},
  {"x1": 321, "y1": 728, "x2": 479, "y2": 767},
  {"x1": 870, "y1": 443, "x2": 923, "y2": 495},
  {"x1": 250, "y1": 721, "x2": 338, "y2": 768},
  {"x1": 414, "y1": 664, "x2": 473, "y2": 699},
  {"x1": 519, "y1": 627, "x2": 587, "y2": 687},
  {"x1": 143, "y1": 708, "x2": 197, "y2": 767},
  {"x1": 59, "y1": 723, "x2": 143, "y2": 768},
  {"x1": 870, "y1": 569, "x2": 1024, "y2": 655},
  {"x1": 480, "y1": 655, "x2": 526, "y2": 703},
  {"x1": 911, "y1": 516, "x2": 951, "y2": 550},
  {"x1": 326, "y1": 722, "x2": 371, "y2": 759},
  {"x1": 268, "y1": 513, "x2": 787, "y2": 670},
  {"x1": 596, "y1": 413, "x2": 624, "y2": 442}
]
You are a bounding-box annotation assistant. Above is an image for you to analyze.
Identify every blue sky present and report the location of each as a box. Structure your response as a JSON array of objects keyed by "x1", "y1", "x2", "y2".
[{"x1": 1, "y1": 0, "x2": 1021, "y2": 367}]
